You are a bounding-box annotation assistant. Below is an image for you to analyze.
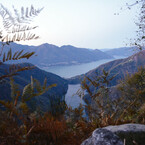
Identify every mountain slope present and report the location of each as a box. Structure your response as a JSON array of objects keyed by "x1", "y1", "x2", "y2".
[
  {"x1": 0, "y1": 43, "x2": 113, "y2": 66},
  {"x1": 0, "y1": 63, "x2": 68, "y2": 111},
  {"x1": 86, "y1": 50, "x2": 145, "y2": 86},
  {"x1": 67, "y1": 50, "x2": 145, "y2": 104},
  {"x1": 68, "y1": 50, "x2": 145, "y2": 86},
  {"x1": 103, "y1": 47, "x2": 139, "y2": 57}
]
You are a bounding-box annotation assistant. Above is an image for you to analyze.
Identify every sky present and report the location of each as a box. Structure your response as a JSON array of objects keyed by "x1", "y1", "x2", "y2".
[{"x1": 0, "y1": 0, "x2": 141, "y2": 49}]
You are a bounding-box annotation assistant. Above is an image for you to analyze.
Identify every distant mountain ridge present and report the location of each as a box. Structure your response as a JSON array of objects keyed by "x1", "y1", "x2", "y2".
[
  {"x1": 67, "y1": 50, "x2": 145, "y2": 104},
  {"x1": 0, "y1": 42, "x2": 113, "y2": 66},
  {"x1": 102, "y1": 47, "x2": 141, "y2": 57},
  {"x1": 85, "y1": 50, "x2": 145, "y2": 86},
  {"x1": 68, "y1": 50, "x2": 145, "y2": 85}
]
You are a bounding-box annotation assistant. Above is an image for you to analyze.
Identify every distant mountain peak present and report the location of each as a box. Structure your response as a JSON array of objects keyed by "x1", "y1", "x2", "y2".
[
  {"x1": 2, "y1": 42, "x2": 113, "y2": 67},
  {"x1": 61, "y1": 45, "x2": 76, "y2": 48},
  {"x1": 39, "y1": 43, "x2": 58, "y2": 48}
]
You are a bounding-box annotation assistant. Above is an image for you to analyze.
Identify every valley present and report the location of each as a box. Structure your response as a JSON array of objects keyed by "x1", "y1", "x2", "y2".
[{"x1": 1, "y1": 42, "x2": 143, "y2": 109}]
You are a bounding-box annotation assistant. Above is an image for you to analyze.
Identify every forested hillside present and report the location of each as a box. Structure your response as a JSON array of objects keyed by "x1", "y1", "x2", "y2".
[
  {"x1": 68, "y1": 50, "x2": 145, "y2": 85},
  {"x1": 0, "y1": 63, "x2": 68, "y2": 111}
]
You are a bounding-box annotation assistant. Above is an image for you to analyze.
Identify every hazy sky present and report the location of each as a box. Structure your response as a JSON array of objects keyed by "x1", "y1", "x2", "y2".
[{"x1": 0, "y1": 0, "x2": 141, "y2": 49}]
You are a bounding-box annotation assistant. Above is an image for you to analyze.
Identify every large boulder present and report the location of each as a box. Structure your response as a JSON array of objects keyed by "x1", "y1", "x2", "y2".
[
  {"x1": 105, "y1": 124, "x2": 145, "y2": 145},
  {"x1": 81, "y1": 128, "x2": 123, "y2": 145},
  {"x1": 81, "y1": 124, "x2": 145, "y2": 145}
]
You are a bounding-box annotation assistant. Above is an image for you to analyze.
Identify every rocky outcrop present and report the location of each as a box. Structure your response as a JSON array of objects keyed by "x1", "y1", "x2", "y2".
[
  {"x1": 81, "y1": 124, "x2": 145, "y2": 145},
  {"x1": 105, "y1": 124, "x2": 145, "y2": 145},
  {"x1": 81, "y1": 128, "x2": 123, "y2": 145}
]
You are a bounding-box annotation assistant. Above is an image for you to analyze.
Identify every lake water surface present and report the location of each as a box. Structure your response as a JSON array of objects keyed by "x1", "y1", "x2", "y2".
[
  {"x1": 40, "y1": 58, "x2": 116, "y2": 78},
  {"x1": 40, "y1": 56, "x2": 126, "y2": 108},
  {"x1": 65, "y1": 84, "x2": 85, "y2": 109}
]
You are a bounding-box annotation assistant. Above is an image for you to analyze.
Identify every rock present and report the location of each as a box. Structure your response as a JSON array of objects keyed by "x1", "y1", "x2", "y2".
[
  {"x1": 81, "y1": 128, "x2": 124, "y2": 145},
  {"x1": 105, "y1": 124, "x2": 145, "y2": 145},
  {"x1": 81, "y1": 124, "x2": 145, "y2": 145},
  {"x1": 104, "y1": 123, "x2": 145, "y2": 133}
]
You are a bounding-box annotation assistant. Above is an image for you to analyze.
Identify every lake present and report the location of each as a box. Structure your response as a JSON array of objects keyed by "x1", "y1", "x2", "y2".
[
  {"x1": 65, "y1": 84, "x2": 85, "y2": 109},
  {"x1": 40, "y1": 58, "x2": 118, "y2": 78},
  {"x1": 40, "y1": 56, "x2": 126, "y2": 108}
]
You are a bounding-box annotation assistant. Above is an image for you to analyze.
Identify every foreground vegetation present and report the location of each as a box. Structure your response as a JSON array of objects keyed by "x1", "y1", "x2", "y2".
[{"x1": 0, "y1": 67, "x2": 144, "y2": 145}]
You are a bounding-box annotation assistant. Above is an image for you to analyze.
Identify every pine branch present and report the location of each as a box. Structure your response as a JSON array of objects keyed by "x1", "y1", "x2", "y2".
[
  {"x1": 2, "y1": 48, "x2": 35, "y2": 62},
  {"x1": 7, "y1": 25, "x2": 38, "y2": 34},
  {"x1": 2, "y1": 32, "x2": 39, "y2": 42},
  {"x1": 0, "y1": 65, "x2": 34, "y2": 80},
  {"x1": 0, "y1": 4, "x2": 43, "y2": 31}
]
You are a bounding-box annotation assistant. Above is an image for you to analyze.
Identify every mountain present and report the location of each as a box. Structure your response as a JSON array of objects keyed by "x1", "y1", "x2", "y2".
[
  {"x1": 87, "y1": 50, "x2": 145, "y2": 85},
  {"x1": 0, "y1": 43, "x2": 113, "y2": 66},
  {"x1": 68, "y1": 50, "x2": 145, "y2": 86},
  {"x1": 102, "y1": 47, "x2": 138, "y2": 57},
  {"x1": 67, "y1": 50, "x2": 145, "y2": 104},
  {"x1": 0, "y1": 63, "x2": 68, "y2": 111}
]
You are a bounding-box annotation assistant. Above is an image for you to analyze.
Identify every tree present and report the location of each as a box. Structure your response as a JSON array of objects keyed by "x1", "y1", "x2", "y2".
[
  {"x1": 118, "y1": 67, "x2": 145, "y2": 122},
  {"x1": 125, "y1": 0, "x2": 145, "y2": 50},
  {"x1": 0, "y1": 4, "x2": 43, "y2": 80},
  {"x1": 0, "y1": 4, "x2": 52, "y2": 144},
  {"x1": 134, "y1": 1, "x2": 145, "y2": 50}
]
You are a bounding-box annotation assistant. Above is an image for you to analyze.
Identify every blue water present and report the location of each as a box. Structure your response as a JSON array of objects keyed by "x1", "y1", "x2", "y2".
[
  {"x1": 40, "y1": 56, "x2": 126, "y2": 108},
  {"x1": 40, "y1": 58, "x2": 116, "y2": 78},
  {"x1": 65, "y1": 84, "x2": 85, "y2": 109}
]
